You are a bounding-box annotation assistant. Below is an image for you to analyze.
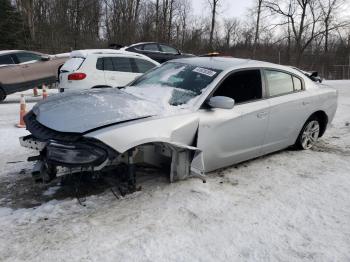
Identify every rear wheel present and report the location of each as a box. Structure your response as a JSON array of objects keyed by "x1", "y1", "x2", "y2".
[
  {"x1": 295, "y1": 117, "x2": 320, "y2": 150},
  {"x1": 0, "y1": 88, "x2": 6, "y2": 102}
]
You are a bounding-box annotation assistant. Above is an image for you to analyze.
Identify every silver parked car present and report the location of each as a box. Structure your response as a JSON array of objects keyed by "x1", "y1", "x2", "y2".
[{"x1": 20, "y1": 57, "x2": 337, "y2": 186}]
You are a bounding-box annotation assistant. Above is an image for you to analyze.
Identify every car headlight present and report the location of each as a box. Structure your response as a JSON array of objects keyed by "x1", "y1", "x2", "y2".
[{"x1": 46, "y1": 141, "x2": 107, "y2": 167}]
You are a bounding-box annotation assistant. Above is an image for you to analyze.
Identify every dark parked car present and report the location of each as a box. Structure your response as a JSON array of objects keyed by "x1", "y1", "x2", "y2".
[
  {"x1": 0, "y1": 50, "x2": 69, "y2": 101},
  {"x1": 120, "y1": 42, "x2": 194, "y2": 63}
]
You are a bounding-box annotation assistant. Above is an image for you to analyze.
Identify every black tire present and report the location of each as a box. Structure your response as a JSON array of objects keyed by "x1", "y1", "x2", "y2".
[
  {"x1": 295, "y1": 116, "x2": 320, "y2": 150},
  {"x1": 0, "y1": 88, "x2": 6, "y2": 102}
]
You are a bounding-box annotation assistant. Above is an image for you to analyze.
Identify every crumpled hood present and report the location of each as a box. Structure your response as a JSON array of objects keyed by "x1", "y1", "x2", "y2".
[{"x1": 32, "y1": 88, "x2": 163, "y2": 133}]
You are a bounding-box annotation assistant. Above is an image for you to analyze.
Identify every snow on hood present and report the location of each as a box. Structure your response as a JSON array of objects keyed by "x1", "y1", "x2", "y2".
[
  {"x1": 32, "y1": 87, "x2": 197, "y2": 133},
  {"x1": 123, "y1": 85, "x2": 198, "y2": 113}
]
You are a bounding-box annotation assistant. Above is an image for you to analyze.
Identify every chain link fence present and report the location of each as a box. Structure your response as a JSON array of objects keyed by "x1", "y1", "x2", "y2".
[
  {"x1": 326, "y1": 65, "x2": 350, "y2": 80},
  {"x1": 232, "y1": 48, "x2": 350, "y2": 80}
]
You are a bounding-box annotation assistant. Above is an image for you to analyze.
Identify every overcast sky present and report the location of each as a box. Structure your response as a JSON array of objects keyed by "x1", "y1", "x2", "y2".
[{"x1": 191, "y1": 0, "x2": 254, "y2": 19}]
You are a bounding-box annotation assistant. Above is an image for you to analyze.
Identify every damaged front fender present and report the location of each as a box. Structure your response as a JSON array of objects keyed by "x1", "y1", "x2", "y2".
[
  {"x1": 85, "y1": 113, "x2": 200, "y2": 154},
  {"x1": 85, "y1": 113, "x2": 205, "y2": 181}
]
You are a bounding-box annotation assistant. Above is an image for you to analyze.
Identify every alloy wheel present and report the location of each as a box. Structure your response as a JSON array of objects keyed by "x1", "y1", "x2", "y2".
[{"x1": 301, "y1": 120, "x2": 320, "y2": 149}]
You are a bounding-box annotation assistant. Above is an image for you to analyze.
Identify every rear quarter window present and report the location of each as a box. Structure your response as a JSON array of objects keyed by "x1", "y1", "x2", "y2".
[
  {"x1": 133, "y1": 58, "x2": 156, "y2": 73},
  {"x1": 96, "y1": 58, "x2": 103, "y2": 70},
  {"x1": 293, "y1": 76, "x2": 303, "y2": 91},
  {"x1": 143, "y1": 44, "x2": 159, "y2": 52},
  {"x1": 265, "y1": 70, "x2": 294, "y2": 96},
  {"x1": 16, "y1": 52, "x2": 42, "y2": 63}
]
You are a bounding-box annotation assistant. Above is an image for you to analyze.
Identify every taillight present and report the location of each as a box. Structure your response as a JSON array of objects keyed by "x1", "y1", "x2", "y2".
[{"x1": 68, "y1": 72, "x2": 86, "y2": 80}]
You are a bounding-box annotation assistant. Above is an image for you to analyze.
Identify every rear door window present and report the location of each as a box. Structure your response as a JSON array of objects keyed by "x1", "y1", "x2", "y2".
[
  {"x1": 102, "y1": 57, "x2": 133, "y2": 72},
  {"x1": 133, "y1": 58, "x2": 156, "y2": 73},
  {"x1": 15, "y1": 52, "x2": 42, "y2": 63},
  {"x1": 0, "y1": 55, "x2": 14, "y2": 65},
  {"x1": 265, "y1": 70, "x2": 294, "y2": 97},
  {"x1": 133, "y1": 44, "x2": 144, "y2": 51},
  {"x1": 160, "y1": 44, "x2": 178, "y2": 54},
  {"x1": 103, "y1": 57, "x2": 114, "y2": 71},
  {"x1": 112, "y1": 57, "x2": 133, "y2": 72},
  {"x1": 143, "y1": 44, "x2": 160, "y2": 52}
]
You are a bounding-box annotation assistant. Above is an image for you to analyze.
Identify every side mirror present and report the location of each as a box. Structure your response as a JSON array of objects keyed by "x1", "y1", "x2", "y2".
[
  {"x1": 207, "y1": 96, "x2": 235, "y2": 109},
  {"x1": 41, "y1": 55, "x2": 50, "y2": 61}
]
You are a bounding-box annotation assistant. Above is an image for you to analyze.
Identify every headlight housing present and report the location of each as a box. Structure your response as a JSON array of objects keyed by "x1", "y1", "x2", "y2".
[{"x1": 46, "y1": 141, "x2": 107, "y2": 167}]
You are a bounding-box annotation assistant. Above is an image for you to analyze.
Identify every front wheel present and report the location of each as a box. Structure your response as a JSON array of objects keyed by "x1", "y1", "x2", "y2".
[{"x1": 295, "y1": 117, "x2": 320, "y2": 150}]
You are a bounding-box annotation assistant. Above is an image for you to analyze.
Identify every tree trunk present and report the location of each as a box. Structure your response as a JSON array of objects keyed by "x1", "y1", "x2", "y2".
[
  {"x1": 209, "y1": 0, "x2": 217, "y2": 50},
  {"x1": 155, "y1": 0, "x2": 159, "y2": 41},
  {"x1": 253, "y1": 0, "x2": 263, "y2": 57},
  {"x1": 167, "y1": 0, "x2": 174, "y2": 43}
]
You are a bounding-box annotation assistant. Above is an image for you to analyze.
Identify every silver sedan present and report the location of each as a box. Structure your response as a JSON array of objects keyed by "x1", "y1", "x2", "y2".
[{"x1": 20, "y1": 57, "x2": 338, "y2": 185}]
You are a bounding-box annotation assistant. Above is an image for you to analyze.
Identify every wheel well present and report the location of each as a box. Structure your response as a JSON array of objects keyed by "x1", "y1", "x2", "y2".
[{"x1": 309, "y1": 111, "x2": 328, "y2": 137}]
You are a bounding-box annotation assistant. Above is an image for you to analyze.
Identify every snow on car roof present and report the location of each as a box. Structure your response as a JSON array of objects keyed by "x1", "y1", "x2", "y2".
[
  {"x1": 127, "y1": 42, "x2": 157, "y2": 47},
  {"x1": 70, "y1": 49, "x2": 155, "y2": 59},
  {"x1": 171, "y1": 56, "x2": 301, "y2": 73}
]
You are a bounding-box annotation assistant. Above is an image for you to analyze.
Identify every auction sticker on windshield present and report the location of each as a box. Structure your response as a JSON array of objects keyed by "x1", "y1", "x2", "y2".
[{"x1": 193, "y1": 67, "x2": 217, "y2": 77}]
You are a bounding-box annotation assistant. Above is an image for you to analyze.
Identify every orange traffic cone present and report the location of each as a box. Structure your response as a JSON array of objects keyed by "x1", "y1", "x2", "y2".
[
  {"x1": 16, "y1": 94, "x2": 27, "y2": 128},
  {"x1": 42, "y1": 84, "x2": 48, "y2": 99},
  {"x1": 33, "y1": 87, "x2": 39, "y2": 97}
]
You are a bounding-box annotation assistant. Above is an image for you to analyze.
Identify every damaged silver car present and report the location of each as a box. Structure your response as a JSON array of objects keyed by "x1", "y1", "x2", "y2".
[{"x1": 20, "y1": 57, "x2": 338, "y2": 189}]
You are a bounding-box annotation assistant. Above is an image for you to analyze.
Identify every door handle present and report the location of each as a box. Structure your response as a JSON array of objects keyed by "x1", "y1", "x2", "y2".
[
  {"x1": 22, "y1": 65, "x2": 29, "y2": 68},
  {"x1": 257, "y1": 112, "x2": 268, "y2": 118},
  {"x1": 302, "y1": 101, "x2": 310, "y2": 106}
]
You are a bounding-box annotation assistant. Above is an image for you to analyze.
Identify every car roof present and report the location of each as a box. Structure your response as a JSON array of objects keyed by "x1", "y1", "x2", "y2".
[
  {"x1": 0, "y1": 50, "x2": 45, "y2": 56},
  {"x1": 127, "y1": 42, "x2": 157, "y2": 47},
  {"x1": 70, "y1": 49, "x2": 160, "y2": 65},
  {"x1": 170, "y1": 57, "x2": 299, "y2": 73},
  {"x1": 0, "y1": 50, "x2": 22, "y2": 55},
  {"x1": 126, "y1": 42, "x2": 176, "y2": 48},
  {"x1": 70, "y1": 49, "x2": 125, "y2": 58},
  {"x1": 71, "y1": 49, "x2": 149, "y2": 58}
]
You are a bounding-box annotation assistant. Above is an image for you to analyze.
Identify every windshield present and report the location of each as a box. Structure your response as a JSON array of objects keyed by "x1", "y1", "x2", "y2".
[{"x1": 129, "y1": 62, "x2": 221, "y2": 106}]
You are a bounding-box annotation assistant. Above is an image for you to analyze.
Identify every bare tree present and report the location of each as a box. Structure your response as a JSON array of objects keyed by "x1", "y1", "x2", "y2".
[
  {"x1": 253, "y1": 0, "x2": 263, "y2": 57},
  {"x1": 264, "y1": 0, "x2": 323, "y2": 64},
  {"x1": 208, "y1": 0, "x2": 220, "y2": 50},
  {"x1": 318, "y1": 0, "x2": 347, "y2": 53},
  {"x1": 167, "y1": 0, "x2": 175, "y2": 42},
  {"x1": 16, "y1": 0, "x2": 35, "y2": 40},
  {"x1": 223, "y1": 18, "x2": 239, "y2": 49}
]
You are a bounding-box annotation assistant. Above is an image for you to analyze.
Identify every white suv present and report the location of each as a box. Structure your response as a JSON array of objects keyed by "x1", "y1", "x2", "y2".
[{"x1": 59, "y1": 49, "x2": 159, "y2": 92}]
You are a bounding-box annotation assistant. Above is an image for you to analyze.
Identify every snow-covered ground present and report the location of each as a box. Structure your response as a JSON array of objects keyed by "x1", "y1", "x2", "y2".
[{"x1": 0, "y1": 82, "x2": 349, "y2": 261}]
